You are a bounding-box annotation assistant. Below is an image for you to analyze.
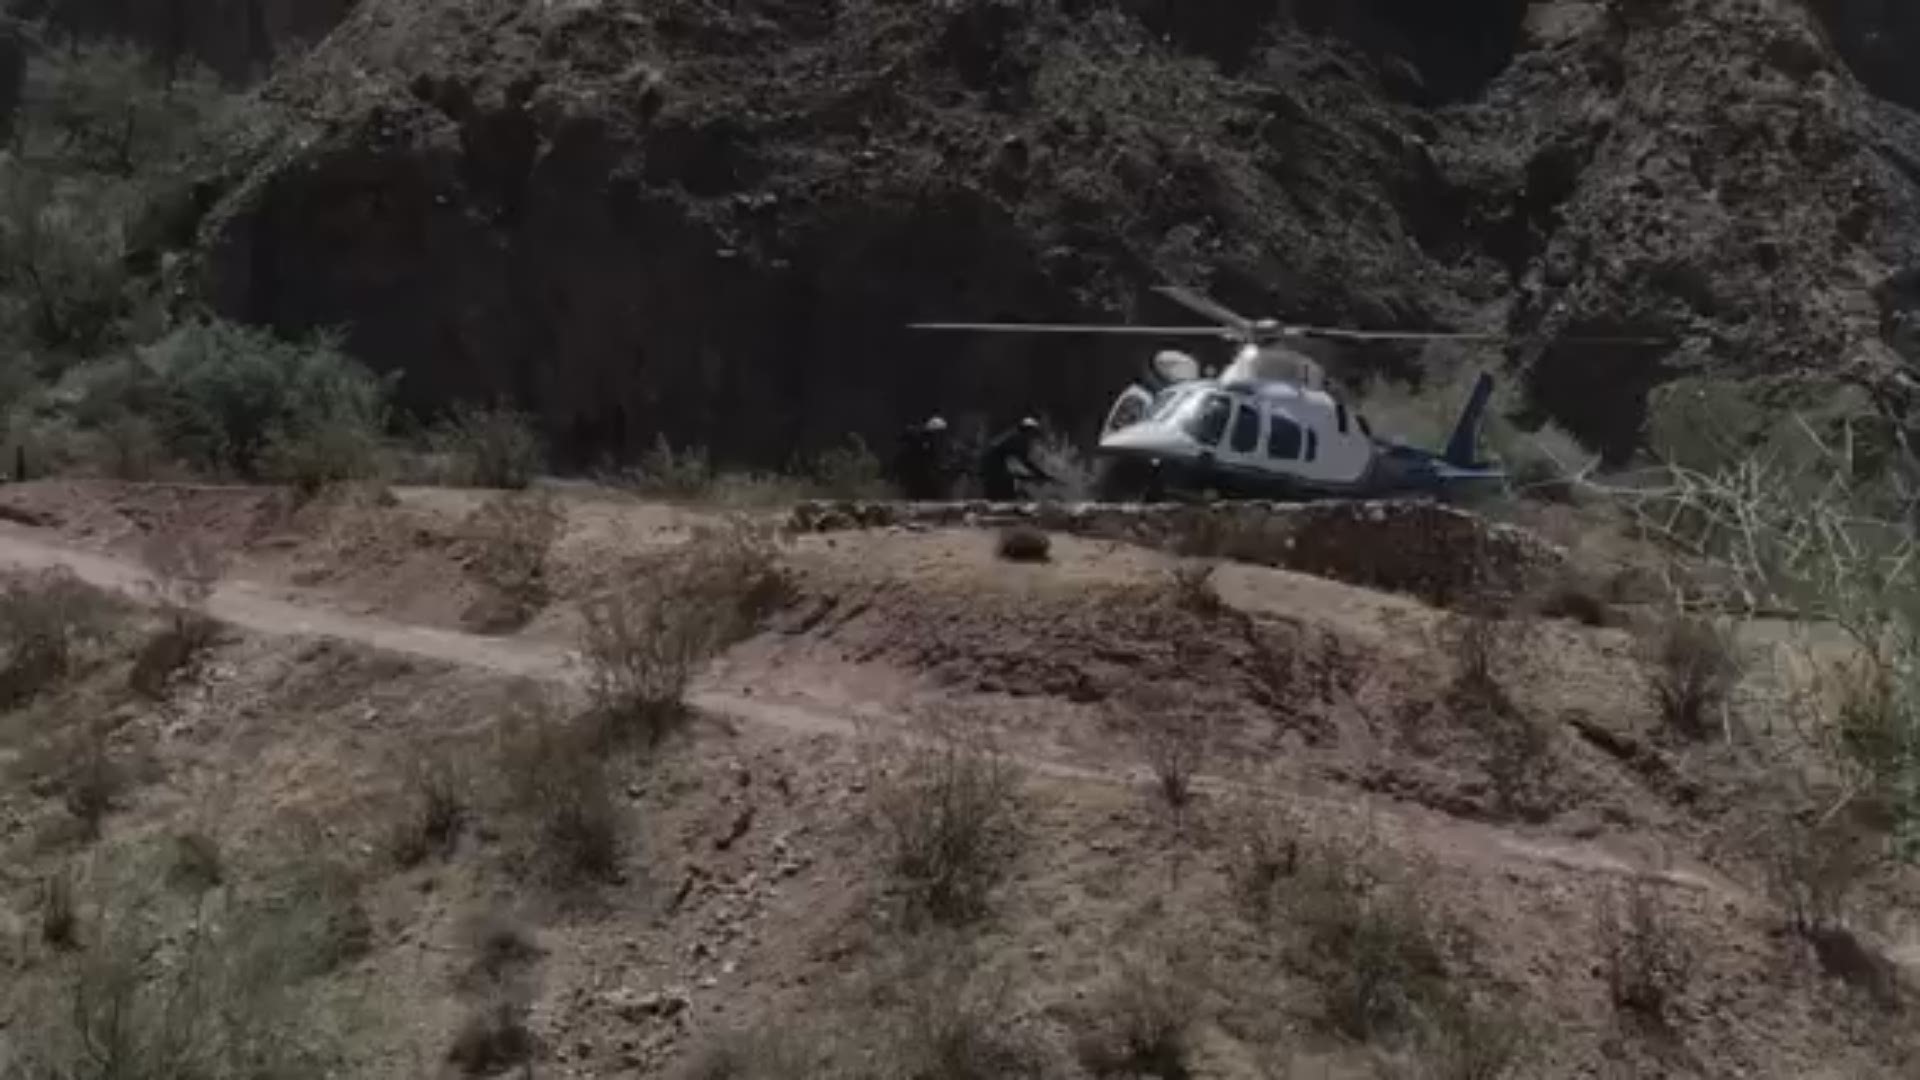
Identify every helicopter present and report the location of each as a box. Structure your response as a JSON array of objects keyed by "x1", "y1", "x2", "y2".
[{"x1": 911, "y1": 286, "x2": 1661, "y2": 504}]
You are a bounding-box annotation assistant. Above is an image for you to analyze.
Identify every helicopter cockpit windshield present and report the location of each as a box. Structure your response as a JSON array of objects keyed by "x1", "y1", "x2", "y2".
[{"x1": 1176, "y1": 391, "x2": 1234, "y2": 447}]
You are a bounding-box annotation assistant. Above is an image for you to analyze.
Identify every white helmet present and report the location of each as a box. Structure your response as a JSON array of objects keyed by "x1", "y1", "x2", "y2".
[
  {"x1": 924, "y1": 416, "x2": 948, "y2": 433},
  {"x1": 1018, "y1": 416, "x2": 1041, "y2": 432}
]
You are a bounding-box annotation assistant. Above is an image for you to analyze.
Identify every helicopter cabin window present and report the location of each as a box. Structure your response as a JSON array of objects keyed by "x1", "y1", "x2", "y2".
[
  {"x1": 1230, "y1": 404, "x2": 1261, "y2": 453},
  {"x1": 1335, "y1": 403, "x2": 1349, "y2": 434},
  {"x1": 1306, "y1": 428, "x2": 1319, "y2": 462},
  {"x1": 1181, "y1": 393, "x2": 1234, "y2": 447},
  {"x1": 1356, "y1": 413, "x2": 1373, "y2": 438},
  {"x1": 1266, "y1": 412, "x2": 1304, "y2": 460}
]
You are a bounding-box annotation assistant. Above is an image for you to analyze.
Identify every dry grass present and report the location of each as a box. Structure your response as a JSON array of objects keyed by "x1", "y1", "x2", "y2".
[
  {"x1": 1639, "y1": 610, "x2": 1741, "y2": 738},
  {"x1": 577, "y1": 518, "x2": 791, "y2": 743},
  {"x1": 388, "y1": 743, "x2": 471, "y2": 868},
  {"x1": 10, "y1": 839, "x2": 358, "y2": 1079},
  {"x1": 494, "y1": 688, "x2": 625, "y2": 887},
  {"x1": 0, "y1": 568, "x2": 119, "y2": 706},
  {"x1": 675, "y1": 1025, "x2": 820, "y2": 1080},
  {"x1": 869, "y1": 943, "x2": 1055, "y2": 1080},
  {"x1": 1221, "y1": 792, "x2": 1304, "y2": 924},
  {"x1": 57, "y1": 715, "x2": 133, "y2": 841},
  {"x1": 868, "y1": 729, "x2": 1028, "y2": 928},
  {"x1": 1073, "y1": 950, "x2": 1201, "y2": 1079},
  {"x1": 460, "y1": 490, "x2": 564, "y2": 633},
  {"x1": 1598, "y1": 880, "x2": 1694, "y2": 1026},
  {"x1": 430, "y1": 402, "x2": 546, "y2": 490},
  {"x1": 996, "y1": 525, "x2": 1052, "y2": 563},
  {"x1": 127, "y1": 524, "x2": 227, "y2": 696}
]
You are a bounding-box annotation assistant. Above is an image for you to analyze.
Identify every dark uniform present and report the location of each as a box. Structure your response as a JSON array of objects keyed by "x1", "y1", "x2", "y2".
[
  {"x1": 893, "y1": 418, "x2": 952, "y2": 501},
  {"x1": 979, "y1": 418, "x2": 1053, "y2": 501}
]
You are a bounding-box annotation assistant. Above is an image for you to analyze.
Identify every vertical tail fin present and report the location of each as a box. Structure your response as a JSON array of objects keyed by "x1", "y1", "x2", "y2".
[{"x1": 1443, "y1": 372, "x2": 1495, "y2": 468}]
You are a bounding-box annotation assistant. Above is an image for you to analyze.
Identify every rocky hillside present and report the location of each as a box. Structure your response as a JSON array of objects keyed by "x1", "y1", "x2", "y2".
[{"x1": 23, "y1": 0, "x2": 1920, "y2": 469}]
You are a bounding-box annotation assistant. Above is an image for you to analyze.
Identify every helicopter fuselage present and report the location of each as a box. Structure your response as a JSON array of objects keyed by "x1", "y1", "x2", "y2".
[{"x1": 1093, "y1": 362, "x2": 1504, "y2": 502}]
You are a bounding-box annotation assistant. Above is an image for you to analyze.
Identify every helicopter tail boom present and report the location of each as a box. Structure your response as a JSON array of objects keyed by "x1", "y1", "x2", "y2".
[{"x1": 1443, "y1": 372, "x2": 1496, "y2": 469}]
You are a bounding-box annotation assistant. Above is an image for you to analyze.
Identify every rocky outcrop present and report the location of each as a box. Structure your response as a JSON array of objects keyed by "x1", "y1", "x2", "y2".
[
  {"x1": 178, "y1": 0, "x2": 1920, "y2": 468},
  {"x1": 785, "y1": 498, "x2": 1567, "y2": 608}
]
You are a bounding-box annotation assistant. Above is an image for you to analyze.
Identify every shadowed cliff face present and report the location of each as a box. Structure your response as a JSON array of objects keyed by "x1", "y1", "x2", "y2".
[
  {"x1": 181, "y1": 0, "x2": 1920, "y2": 468},
  {"x1": 0, "y1": 19, "x2": 22, "y2": 141},
  {"x1": 11, "y1": 0, "x2": 355, "y2": 82}
]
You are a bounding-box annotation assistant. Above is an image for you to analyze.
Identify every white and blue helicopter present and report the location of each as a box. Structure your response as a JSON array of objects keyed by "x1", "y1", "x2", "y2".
[{"x1": 913, "y1": 286, "x2": 1655, "y2": 504}]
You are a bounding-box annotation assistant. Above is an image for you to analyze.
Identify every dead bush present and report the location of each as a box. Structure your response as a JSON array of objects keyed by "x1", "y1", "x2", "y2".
[
  {"x1": 1221, "y1": 793, "x2": 1303, "y2": 924},
  {"x1": 1073, "y1": 953, "x2": 1200, "y2": 1079},
  {"x1": 0, "y1": 568, "x2": 118, "y2": 705},
  {"x1": 1409, "y1": 988, "x2": 1527, "y2": 1080},
  {"x1": 1639, "y1": 611, "x2": 1740, "y2": 738},
  {"x1": 578, "y1": 519, "x2": 791, "y2": 743},
  {"x1": 389, "y1": 745, "x2": 470, "y2": 867},
  {"x1": 869, "y1": 730, "x2": 1027, "y2": 927},
  {"x1": 1124, "y1": 687, "x2": 1210, "y2": 817},
  {"x1": 1165, "y1": 559, "x2": 1223, "y2": 616},
  {"x1": 875, "y1": 946, "x2": 1054, "y2": 1080},
  {"x1": 139, "y1": 522, "x2": 226, "y2": 611},
  {"x1": 996, "y1": 525, "x2": 1052, "y2": 563},
  {"x1": 1598, "y1": 880, "x2": 1694, "y2": 1025},
  {"x1": 461, "y1": 490, "x2": 564, "y2": 634},
  {"x1": 59, "y1": 716, "x2": 131, "y2": 841},
  {"x1": 495, "y1": 691, "x2": 624, "y2": 887},
  {"x1": 1756, "y1": 795, "x2": 1885, "y2": 936},
  {"x1": 457, "y1": 906, "x2": 543, "y2": 991},
  {"x1": 1441, "y1": 601, "x2": 1512, "y2": 698}
]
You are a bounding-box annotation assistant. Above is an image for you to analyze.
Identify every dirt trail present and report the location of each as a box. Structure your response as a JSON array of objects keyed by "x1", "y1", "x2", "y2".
[{"x1": 0, "y1": 521, "x2": 1747, "y2": 901}]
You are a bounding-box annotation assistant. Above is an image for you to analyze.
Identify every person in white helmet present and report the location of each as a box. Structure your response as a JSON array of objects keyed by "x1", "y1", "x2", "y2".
[
  {"x1": 979, "y1": 416, "x2": 1053, "y2": 501},
  {"x1": 893, "y1": 414, "x2": 953, "y2": 500}
]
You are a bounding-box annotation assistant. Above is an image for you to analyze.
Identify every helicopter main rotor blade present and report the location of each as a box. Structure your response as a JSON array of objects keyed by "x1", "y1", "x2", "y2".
[
  {"x1": 1283, "y1": 326, "x2": 1671, "y2": 346},
  {"x1": 1150, "y1": 286, "x2": 1257, "y2": 336},
  {"x1": 908, "y1": 322, "x2": 1232, "y2": 337}
]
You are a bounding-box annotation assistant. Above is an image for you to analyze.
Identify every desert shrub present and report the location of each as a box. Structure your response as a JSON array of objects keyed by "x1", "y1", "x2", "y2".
[
  {"x1": 1124, "y1": 686, "x2": 1209, "y2": 817},
  {"x1": 129, "y1": 524, "x2": 225, "y2": 697},
  {"x1": 166, "y1": 829, "x2": 225, "y2": 894},
  {"x1": 628, "y1": 435, "x2": 716, "y2": 498},
  {"x1": 58, "y1": 715, "x2": 131, "y2": 840},
  {"x1": 1410, "y1": 989, "x2": 1527, "y2": 1080},
  {"x1": 110, "y1": 319, "x2": 394, "y2": 483},
  {"x1": 0, "y1": 160, "x2": 132, "y2": 355},
  {"x1": 447, "y1": 906, "x2": 541, "y2": 1075},
  {"x1": 578, "y1": 519, "x2": 790, "y2": 742},
  {"x1": 869, "y1": 731, "x2": 1027, "y2": 927},
  {"x1": 1598, "y1": 880, "x2": 1693, "y2": 1025},
  {"x1": 1073, "y1": 953, "x2": 1199, "y2": 1079},
  {"x1": 0, "y1": 567, "x2": 118, "y2": 705},
  {"x1": 1441, "y1": 599, "x2": 1512, "y2": 697},
  {"x1": 1222, "y1": 793, "x2": 1303, "y2": 924},
  {"x1": 1638, "y1": 610, "x2": 1740, "y2": 738},
  {"x1": 1304, "y1": 870, "x2": 1449, "y2": 1040},
  {"x1": 495, "y1": 691, "x2": 624, "y2": 887},
  {"x1": 1165, "y1": 558, "x2": 1223, "y2": 616},
  {"x1": 461, "y1": 490, "x2": 563, "y2": 634},
  {"x1": 10, "y1": 842, "x2": 353, "y2": 1080},
  {"x1": 875, "y1": 948, "x2": 1054, "y2": 1080},
  {"x1": 996, "y1": 524, "x2": 1051, "y2": 563},
  {"x1": 431, "y1": 402, "x2": 546, "y2": 490},
  {"x1": 389, "y1": 745, "x2": 470, "y2": 868},
  {"x1": 802, "y1": 435, "x2": 889, "y2": 500}
]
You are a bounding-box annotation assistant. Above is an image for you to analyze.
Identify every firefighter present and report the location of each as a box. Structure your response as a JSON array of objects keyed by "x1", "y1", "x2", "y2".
[
  {"x1": 978, "y1": 416, "x2": 1053, "y2": 501},
  {"x1": 893, "y1": 415, "x2": 952, "y2": 500}
]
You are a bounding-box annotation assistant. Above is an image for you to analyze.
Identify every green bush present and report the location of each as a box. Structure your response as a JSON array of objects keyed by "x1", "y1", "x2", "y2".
[
  {"x1": 430, "y1": 403, "x2": 546, "y2": 490},
  {"x1": 83, "y1": 319, "x2": 396, "y2": 483}
]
